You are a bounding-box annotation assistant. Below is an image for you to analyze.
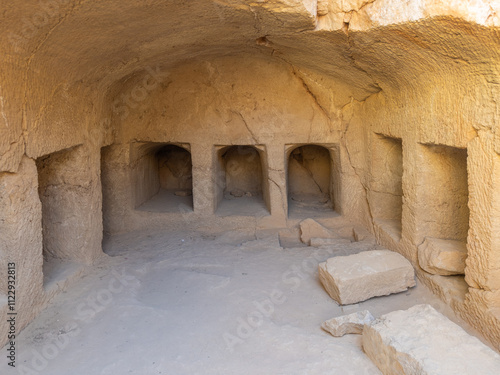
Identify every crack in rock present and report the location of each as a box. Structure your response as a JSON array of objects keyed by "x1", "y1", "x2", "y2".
[
  {"x1": 340, "y1": 100, "x2": 376, "y2": 232},
  {"x1": 291, "y1": 68, "x2": 331, "y2": 121},
  {"x1": 231, "y1": 110, "x2": 258, "y2": 143}
]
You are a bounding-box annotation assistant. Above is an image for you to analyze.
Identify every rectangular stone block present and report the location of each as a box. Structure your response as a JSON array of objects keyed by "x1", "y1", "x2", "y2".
[
  {"x1": 318, "y1": 250, "x2": 415, "y2": 305},
  {"x1": 363, "y1": 304, "x2": 500, "y2": 374}
]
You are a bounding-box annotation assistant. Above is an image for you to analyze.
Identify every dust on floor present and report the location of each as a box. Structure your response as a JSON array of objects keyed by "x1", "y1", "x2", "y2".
[{"x1": 0, "y1": 228, "x2": 481, "y2": 375}]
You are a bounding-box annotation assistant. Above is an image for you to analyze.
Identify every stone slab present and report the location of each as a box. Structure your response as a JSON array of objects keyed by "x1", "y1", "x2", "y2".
[
  {"x1": 319, "y1": 250, "x2": 415, "y2": 305},
  {"x1": 363, "y1": 304, "x2": 500, "y2": 375}
]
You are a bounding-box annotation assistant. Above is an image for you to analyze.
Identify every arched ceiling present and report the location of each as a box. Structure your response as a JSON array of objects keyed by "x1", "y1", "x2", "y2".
[
  {"x1": 2, "y1": 0, "x2": 498, "y2": 93},
  {"x1": 0, "y1": 0, "x2": 499, "y2": 171}
]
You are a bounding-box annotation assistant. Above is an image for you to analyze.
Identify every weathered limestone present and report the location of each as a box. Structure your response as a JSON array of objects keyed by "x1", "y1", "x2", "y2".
[
  {"x1": 319, "y1": 250, "x2": 416, "y2": 305},
  {"x1": 418, "y1": 238, "x2": 467, "y2": 276},
  {"x1": 0, "y1": 0, "x2": 500, "y2": 354},
  {"x1": 363, "y1": 304, "x2": 500, "y2": 375},
  {"x1": 316, "y1": 0, "x2": 329, "y2": 16},
  {"x1": 349, "y1": 0, "x2": 500, "y2": 31},
  {"x1": 322, "y1": 310, "x2": 375, "y2": 337},
  {"x1": 300, "y1": 218, "x2": 340, "y2": 245}
]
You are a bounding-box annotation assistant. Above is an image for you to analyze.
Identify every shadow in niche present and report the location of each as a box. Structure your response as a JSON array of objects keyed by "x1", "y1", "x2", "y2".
[
  {"x1": 135, "y1": 144, "x2": 194, "y2": 213},
  {"x1": 287, "y1": 145, "x2": 339, "y2": 219},
  {"x1": 137, "y1": 189, "x2": 193, "y2": 213},
  {"x1": 215, "y1": 145, "x2": 270, "y2": 217}
]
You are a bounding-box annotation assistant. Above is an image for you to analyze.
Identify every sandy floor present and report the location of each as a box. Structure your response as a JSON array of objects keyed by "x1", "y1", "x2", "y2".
[{"x1": 0, "y1": 227, "x2": 482, "y2": 374}]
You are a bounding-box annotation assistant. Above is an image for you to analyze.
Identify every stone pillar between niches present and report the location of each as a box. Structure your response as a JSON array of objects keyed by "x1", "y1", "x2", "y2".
[
  {"x1": 398, "y1": 138, "x2": 420, "y2": 263},
  {"x1": 191, "y1": 143, "x2": 215, "y2": 215},
  {"x1": 466, "y1": 131, "x2": 500, "y2": 293},
  {"x1": 259, "y1": 143, "x2": 286, "y2": 227},
  {"x1": 82, "y1": 144, "x2": 105, "y2": 263},
  {"x1": 101, "y1": 143, "x2": 134, "y2": 234},
  {"x1": 0, "y1": 156, "x2": 44, "y2": 346},
  {"x1": 369, "y1": 134, "x2": 403, "y2": 243},
  {"x1": 338, "y1": 142, "x2": 367, "y2": 226}
]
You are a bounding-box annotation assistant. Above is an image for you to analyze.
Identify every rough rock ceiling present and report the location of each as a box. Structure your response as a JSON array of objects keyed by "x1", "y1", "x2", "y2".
[
  {"x1": 0, "y1": 0, "x2": 499, "y2": 171},
  {"x1": 2, "y1": 0, "x2": 498, "y2": 94}
]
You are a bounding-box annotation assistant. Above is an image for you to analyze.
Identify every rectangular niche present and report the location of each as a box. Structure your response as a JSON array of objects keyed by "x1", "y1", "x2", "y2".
[
  {"x1": 132, "y1": 142, "x2": 193, "y2": 213},
  {"x1": 36, "y1": 146, "x2": 86, "y2": 289},
  {"x1": 214, "y1": 145, "x2": 270, "y2": 217},
  {"x1": 416, "y1": 143, "x2": 469, "y2": 303},
  {"x1": 418, "y1": 144, "x2": 469, "y2": 242},
  {"x1": 370, "y1": 134, "x2": 403, "y2": 241},
  {"x1": 286, "y1": 144, "x2": 341, "y2": 219}
]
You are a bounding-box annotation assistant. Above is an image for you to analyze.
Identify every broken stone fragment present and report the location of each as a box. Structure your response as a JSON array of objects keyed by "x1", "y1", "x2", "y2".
[
  {"x1": 319, "y1": 250, "x2": 415, "y2": 305},
  {"x1": 363, "y1": 304, "x2": 500, "y2": 374},
  {"x1": 418, "y1": 237, "x2": 467, "y2": 276},
  {"x1": 322, "y1": 310, "x2": 375, "y2": 337},
  {"x1": 300, "y1": 218, "x2": 339, "y2": 245}
]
